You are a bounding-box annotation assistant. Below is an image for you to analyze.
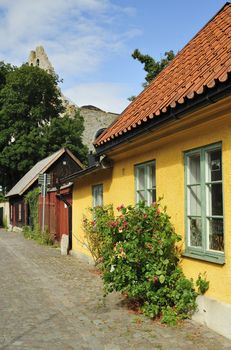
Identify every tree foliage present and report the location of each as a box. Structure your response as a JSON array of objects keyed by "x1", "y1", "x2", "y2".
[
  {"x1": 42, "y1": 112, "x2": 88, "y2": 162},
  {"x1": 132, "y1": 49, "x2": 175, "y2": 85},
  {"x1": 0, "y1": 63, "x2": 87, "y2": 191},
  {"x1": 128, "y1": 49, "x2": 175, "y2": 101},
  {"x1": 0, "y1": 61, "x2": 14, "y2": 90}
]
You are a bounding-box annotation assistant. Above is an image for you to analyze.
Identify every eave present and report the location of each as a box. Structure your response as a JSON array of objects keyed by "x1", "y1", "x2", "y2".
[{"x1": 95, "y1": 76, "x2": 231, "y2": 156}]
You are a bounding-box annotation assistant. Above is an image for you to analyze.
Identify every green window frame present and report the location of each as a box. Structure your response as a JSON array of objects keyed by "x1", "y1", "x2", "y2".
[
  {"x1": 184, "y1": 143, "x2": 224, "y2": 264},
  {"x1": 135, "y1": 161, "x2": 156, "y2": 205},
  {"x1": 92, "y1": 184, "x2": 103, "y2": 207}
]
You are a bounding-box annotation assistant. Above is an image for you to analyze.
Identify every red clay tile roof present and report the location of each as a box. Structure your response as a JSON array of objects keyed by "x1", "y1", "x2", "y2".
[{"x1": 95, "y1": 3, "x2": 231, "y2": 147}]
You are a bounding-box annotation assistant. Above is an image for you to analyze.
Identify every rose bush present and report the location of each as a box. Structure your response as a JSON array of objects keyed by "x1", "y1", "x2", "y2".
[
  {"x1": 83, "y1": 201, "x2": 205, "y2": 325},
  {"x1": 83, "y1": 205, "x2": 114, "y2": 264}
]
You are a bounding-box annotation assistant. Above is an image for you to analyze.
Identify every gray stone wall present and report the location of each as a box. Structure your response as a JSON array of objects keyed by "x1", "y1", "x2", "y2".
[{"x1": 80, "y1": 106, "x2": 118, "y2": 151}]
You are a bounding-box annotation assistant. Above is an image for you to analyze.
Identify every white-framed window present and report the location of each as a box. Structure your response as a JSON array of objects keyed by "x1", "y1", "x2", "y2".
[
  {"x1": 18, "y1": 203, "x2": 22, "y2": 221},
  {"x1": 185, "y1": 143, "x2": 224, "y2": 263},
  {"x1": 135, "y1": 161, "x2": 156, "y2": 205},
  {"x1": 92, "y1": 184, "x2": 103, "y2": 207}
]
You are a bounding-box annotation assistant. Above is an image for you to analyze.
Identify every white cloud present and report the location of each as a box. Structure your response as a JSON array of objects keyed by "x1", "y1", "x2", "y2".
[
  {"x1": 63, "y1": 82, "x2": 131, "y2": 113},
  {"x1": 0, "y1": 0, "x2": 141, "y2": 112},
  {"x1": 0, "y1": 0, "x2": 141, "y2": 75}
]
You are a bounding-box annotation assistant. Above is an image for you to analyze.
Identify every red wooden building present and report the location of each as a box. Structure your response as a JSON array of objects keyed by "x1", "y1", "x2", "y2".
[
  {"x1": 38, "y1": 183, "x2": 72, "y2": 242},
  {"x1": 6, "y1": 148, "x2": 83, "y2": 246}
]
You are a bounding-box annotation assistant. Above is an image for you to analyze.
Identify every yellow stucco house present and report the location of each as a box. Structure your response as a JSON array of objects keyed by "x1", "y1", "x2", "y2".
[{"x1": 64, "y1": 3, "x2": 231, "y2": 339}]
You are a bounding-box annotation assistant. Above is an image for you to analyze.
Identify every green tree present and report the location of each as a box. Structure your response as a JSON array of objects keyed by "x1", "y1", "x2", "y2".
[
  {"x1": 0, "y1": 61, "x2": 14, "y2": 90},
  {"x1": 128, "y1": 49, "x2": 175, "y2": 101},
  {"x1": 42, "y1": 112, "x2": 88, "y2": 163},
  {"x1": 0, "y1": 63, "x2": 87, "y2": 191}
]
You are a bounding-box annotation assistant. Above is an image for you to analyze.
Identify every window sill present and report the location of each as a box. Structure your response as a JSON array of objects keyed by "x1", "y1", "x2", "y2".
[{"x1": 182, "y1": 250, "x2": 225, "y2": 265}]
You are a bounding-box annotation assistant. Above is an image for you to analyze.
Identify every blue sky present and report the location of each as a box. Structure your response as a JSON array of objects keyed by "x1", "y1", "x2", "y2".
[{"x1": 0, "y1": 0, "x2": 226, "y2": 113}]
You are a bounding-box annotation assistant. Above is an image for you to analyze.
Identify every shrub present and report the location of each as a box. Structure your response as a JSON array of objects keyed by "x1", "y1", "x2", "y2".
[
  {"x1": 24, "y1": 188, "x2": 54, "y2": 245},
  {"x1": 25, "y1": 188, "x2": 40, "y2": 228},
  {"x1": 83, "y1": 201, "x2": 202, "y2": 324},
  {"x1": 23, "y1": 224, "x2": 54, "y2": 246},
  {"x1": 3, "y1": 215, "x2": 8, "y2": 229},
  {"x1": 83, "y1": 205, "x2": 114, "y2": 264},
  {"x1": 196, "y1": 273, "x2": 209, "y2": 294},
  {"x1": 0, "y1": 194, "x2": 7, "y2": 202}
]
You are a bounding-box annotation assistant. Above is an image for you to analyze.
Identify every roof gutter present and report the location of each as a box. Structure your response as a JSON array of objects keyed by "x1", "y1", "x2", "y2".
[
  {"x1": 59, "y1": 154, "x2": 114, "y2": 184},
  {"x1": 95, "y1": 76, "x2": 231, "y2": 156},
  {"x1": 59, "y1": 164, "x2": 101, "y2": 184}
]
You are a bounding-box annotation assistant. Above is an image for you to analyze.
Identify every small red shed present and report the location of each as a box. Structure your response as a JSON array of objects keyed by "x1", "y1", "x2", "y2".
[{"x1": 38, "y1": 183, "x2": 72, "y2": 242}]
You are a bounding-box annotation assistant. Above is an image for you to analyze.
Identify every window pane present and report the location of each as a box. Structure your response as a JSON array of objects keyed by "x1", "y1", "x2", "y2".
[
  {"x1": 137, "y1": 190, "x2": 146, "y2": 202},
  {"x1": 96, "y1": 189, "x2": 100, "y2": 205},
  {"x1": 147, "y1": 163, "x2": 156, "y2": 205},
  {"x1": 208, "y1": 218, "x2": 224, "y2": 251},
  {"x1": 136, "y1": 162, "x2": 155, "y2": 205},
  {"x1": 97, "y1": 186, "x2": 103, "y2": 206},
  {"x1": 207, "y1": 148, "x2": 222, "y2": 182},
  {"x1": 152, "y1": 189, "x2": 156, "y2": 203},
  {"x1": 188, "y1": 185, "x2": 201, "y2": 216},
  {"x1": 147, "y1": 163, "x2": 155, "y2": 188},
  {"x1": 188, "y1": 154, "x2": 200, "y2": 184},
  {"x1": 93, "y1": 185, "x2": 103, "y2": 207},
  {"x1": 137, "y1": 167, "x2": 145, "y2": 190},
  {"x1": 147, "y1": 189, "x2": 156, "y2": 205},
  {"x1": 189, "y1": 217, "x2": 202, "y2": 247},
  {"x1": 207, "y1": 183, "x2": 223, "y2": 216}
]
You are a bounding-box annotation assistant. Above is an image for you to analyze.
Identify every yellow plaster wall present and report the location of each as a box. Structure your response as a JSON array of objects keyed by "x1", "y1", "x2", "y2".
[
  {"x1": 72, "y1": 105, "x2": 231, "y2": 304},
  {"x1": 72, "y1": 168, "x2": 113, "y2": 255}
]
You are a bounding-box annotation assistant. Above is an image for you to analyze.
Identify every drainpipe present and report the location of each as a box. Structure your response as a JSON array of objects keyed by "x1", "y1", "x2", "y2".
[{"x1": 56, "y1": 182, "x2": 72, "y2": 253}]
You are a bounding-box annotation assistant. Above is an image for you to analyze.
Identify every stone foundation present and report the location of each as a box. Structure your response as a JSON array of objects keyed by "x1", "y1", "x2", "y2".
[{"x1": 193, "y1": 295, "x2": 231, "y2": 340}]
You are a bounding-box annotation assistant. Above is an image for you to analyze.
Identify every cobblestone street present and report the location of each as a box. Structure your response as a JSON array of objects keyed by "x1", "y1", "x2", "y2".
[{"x1": 0, "y1": 229, "x2": 231, "y2": 350}]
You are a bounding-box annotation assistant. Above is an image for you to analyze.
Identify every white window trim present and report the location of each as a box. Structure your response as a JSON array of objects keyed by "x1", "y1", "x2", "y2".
[{"x1": 135, "y1": 160, "x2": 156, "y2": 206}]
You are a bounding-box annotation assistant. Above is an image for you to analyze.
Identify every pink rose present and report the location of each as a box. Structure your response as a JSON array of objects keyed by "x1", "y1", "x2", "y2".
[
  {"x1": 153, "y1": 276, "x2": 158, "y2": 284},
  {"x1": 110, "y1": 221, "x2": 118, "y2": 228},
  {"x1": 117, "y1": 204, "x2": 125, "y2": 211},
  {"x1": 123, "y1": 221, "x2": 128, "y2": 227}
]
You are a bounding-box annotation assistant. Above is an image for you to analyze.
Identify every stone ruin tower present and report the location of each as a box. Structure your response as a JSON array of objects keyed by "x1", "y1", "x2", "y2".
[
  {"x1": 28, "y1": 46, "x2": 55, "y2": 76},
  {"x1": 28, "y1": 46, "x2": 118, "y2": 150}
]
